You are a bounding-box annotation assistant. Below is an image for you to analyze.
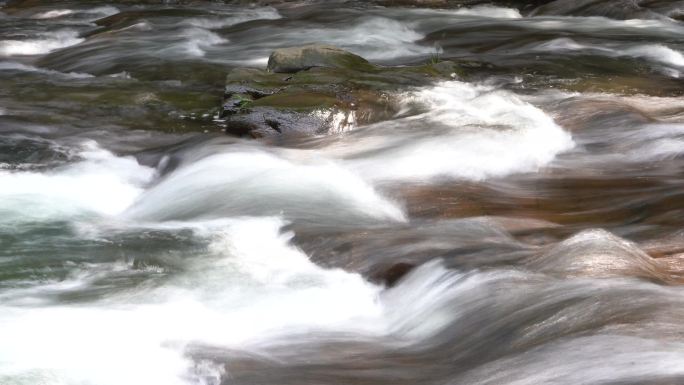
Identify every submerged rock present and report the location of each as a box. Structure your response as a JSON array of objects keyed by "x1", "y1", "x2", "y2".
[
  {"x1": 371, "y1": 0, "x2": 554, "y2": 11},
  {"x1": 526, "y1": 0, "x2": 684, "y2": 19},
  {"x1": 529, "y1": 0, "x2": 653, "y2": 19},
  {"x1": 371, "y1": 0, "x2": 677, "y2": 19},
  {"x1": 529, "y1": 229, "x2": 681, "y2": 284},
  {"x1": 222, "y1": 44, "x2": 463, "y2": 137}
]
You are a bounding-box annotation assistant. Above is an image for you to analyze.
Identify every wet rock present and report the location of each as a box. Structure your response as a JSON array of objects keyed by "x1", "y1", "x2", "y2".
[
  {"x1": 224, "y1": 106, "x2": 353, "y2": 137},
  {"x1": 528, "y1": 229, "x2": 681, "y2": 284},
  {"x1": 223, "y1": 45, "x2": 463, "y2": 137},
  {"x1": 642, "y1": 232, "x2": 684, "y2": 259},
  {"x1": 557, "y1": 74, "x2": 684, "y2": 97},
  {"x1": 369, "y1": 262, "x2": 417, "y2": 287},
  {"x1": 267, "y1": 44, "x2": 374, "y2": 73},
  {"x1": 551, "y1": 98, "x2": 654, "y2": 132},
  {"x1": 222, "y1": 93, "x2": 252, "y2": 116},
  {"x1": 671, "y1": 10, "x2": 684, "y2": 22}
]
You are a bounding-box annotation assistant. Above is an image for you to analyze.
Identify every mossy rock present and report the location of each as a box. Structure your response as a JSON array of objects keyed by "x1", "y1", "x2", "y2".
[
  {"x1": 267, "y1": 44, "x2": 376, "y2": 73},
  {"x1": 251, "y1": 92, "x2": 339, "y2": 111},
  {"x1": 222, "y1": 44, "x2": 465, "y2": 138}
]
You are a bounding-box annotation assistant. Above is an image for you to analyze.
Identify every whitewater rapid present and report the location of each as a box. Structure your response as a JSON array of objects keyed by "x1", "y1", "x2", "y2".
[
  {"x1": 0, "y1": 73, "x2": 575, "y2": 384},
  {"x1": 3, "y1": 2, "x2": 684, "y2": 385}
]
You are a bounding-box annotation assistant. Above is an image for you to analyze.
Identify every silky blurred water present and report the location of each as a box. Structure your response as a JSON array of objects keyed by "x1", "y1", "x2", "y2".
[{"x1": 1, "y1": 1, "x2": 684, "y2": 384}]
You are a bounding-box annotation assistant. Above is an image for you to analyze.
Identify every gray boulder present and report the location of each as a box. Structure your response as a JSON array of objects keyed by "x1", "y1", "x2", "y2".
[{"x1": 267, "y1": 44, "x2": 374, "y2": 73}]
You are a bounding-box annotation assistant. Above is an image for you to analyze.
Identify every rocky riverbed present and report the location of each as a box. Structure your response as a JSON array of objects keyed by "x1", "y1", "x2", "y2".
[{"x1": 1, "y1": 1, "x2": 684, "y2": 385}]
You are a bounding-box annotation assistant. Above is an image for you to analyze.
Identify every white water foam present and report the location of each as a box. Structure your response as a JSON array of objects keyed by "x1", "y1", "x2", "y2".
[
  {"x1": 535, "y1": 37, "x2": 588, "y2": 51},
  {"x1": 122, "y1": 148, "x2": 406, "y2": 225},
  {"x1": 449, "y1": 5, "x2": 522, "y2": 19},
  {"x1": 170, "y1": 8, "x2": 281, "y2": 57},
  {"x1": 534, "y1": 38, "x2": 684, "y2": 75},
  {"x1": 31, "y1": 6, "x2": 118, "y2": 20},
  {"x1": 620, "y1": 123, "x2": 684, "y2": 162},
  {"x1": 625, "y1": 44, "x2": 684, "y2": 67},
  {"x1": 32, "y1": 9, "x2": 74, "y2": 19},
  {"x1": 459, "y1": 335, "x2": 684, "y2": 385},
  {"x1": 176, "y1": 27, "x2": 227, "y2": 57},
  {"x1": 0, "y1": 80, "x2": 568, "y2": 226},
  {"x1": 381, "y1": 260, "x2": 501, "y2": 339},
  {"x1": 0, "y1": 217, "x2": 384, "y2": 385},
  {"x1": 279, "y1": 17, "x2": 437, "y2": 61},
  {"x1": 0, "y1": 141, "x2": 154, "y2": 222},
  {"x1": 527, "y1": 16, "x2": 684, "y2": 36},
  {"x1": 0, "y1": 61, "x2": 94, "y2": 78},
  {"x1": 0, "y1": 29, "x2": 83, "y2": 56},
  {"x1": 335, "y1": 81, "x2": 574, "y2": 182},
  {"x1": 408, "y1": 5, "x2": 521, "y2": 19}
]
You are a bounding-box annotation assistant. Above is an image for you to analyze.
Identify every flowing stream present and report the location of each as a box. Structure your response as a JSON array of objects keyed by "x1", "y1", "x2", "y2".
[{"x1": 1, "y1": 1, "x2": 684, "y2": 384}]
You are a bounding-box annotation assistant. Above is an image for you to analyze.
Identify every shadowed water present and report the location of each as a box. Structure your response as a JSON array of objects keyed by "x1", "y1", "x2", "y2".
[{"x1": 1, "y1": 1, "x2": 684, "y2": 384}]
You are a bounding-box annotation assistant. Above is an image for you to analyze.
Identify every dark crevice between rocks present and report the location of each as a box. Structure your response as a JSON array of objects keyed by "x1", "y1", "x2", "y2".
[
  {"x1": 369, "y1": 262, "x2": 417, "y2": 288},
  {"x1": 265, "y1": 118, "x2": 282, "y2": 133}
]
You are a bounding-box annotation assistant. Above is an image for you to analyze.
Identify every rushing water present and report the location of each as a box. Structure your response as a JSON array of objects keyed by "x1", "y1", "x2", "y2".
[{"x1": 1, "y1": 1, "x2": 684, "y2": 384}]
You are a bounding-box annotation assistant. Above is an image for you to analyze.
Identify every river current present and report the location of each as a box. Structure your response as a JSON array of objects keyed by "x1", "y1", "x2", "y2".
[{"x1": 1, "y1": 1, "x2": 684, "y2": 384}]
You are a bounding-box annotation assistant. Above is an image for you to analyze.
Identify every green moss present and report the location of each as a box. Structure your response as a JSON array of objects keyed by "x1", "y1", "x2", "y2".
[
  {"x1": 329, "y1": 54, "x2": 378, "y2": 73},
  {"x1": 156, "y1": 90, "x2": 220, "y2": 111},
  {"x1": 251, "y1": 92, "x2": 338, "y2": 111}
]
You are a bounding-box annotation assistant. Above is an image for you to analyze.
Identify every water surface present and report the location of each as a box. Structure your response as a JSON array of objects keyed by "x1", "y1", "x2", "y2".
[{"x1": 1, "y1": 1, "x2": 684, "y2": 384}]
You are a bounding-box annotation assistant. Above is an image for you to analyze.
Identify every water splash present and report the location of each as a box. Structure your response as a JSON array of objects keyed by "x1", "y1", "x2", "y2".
[{"x1": 0, "y1": 29, "x2": 83, "y2": 56}]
